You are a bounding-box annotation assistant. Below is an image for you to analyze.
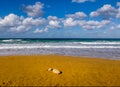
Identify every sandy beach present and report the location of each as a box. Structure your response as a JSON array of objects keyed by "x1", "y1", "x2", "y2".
[{"x1": 0, "y1": 55, "x2": 120, "y2": 86}]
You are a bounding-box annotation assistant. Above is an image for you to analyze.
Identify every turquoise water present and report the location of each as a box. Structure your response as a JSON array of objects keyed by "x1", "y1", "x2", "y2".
[{"x1": 0, "y1": 38, "x2": 120, "y2": 44}]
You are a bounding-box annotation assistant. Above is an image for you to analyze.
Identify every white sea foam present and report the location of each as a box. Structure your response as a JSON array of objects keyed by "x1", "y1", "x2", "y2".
[
  {"x1": 0, "y1": 45, "x2": 120, "y2": 50},
  {"x1": 80, "y1": 42, "x2": 120, "y2": 44},
  {"x1": 2, "y1": 39, "x2": 14, "y2": 42},
  {"x1": 1, "y1": 39, "x2": 28, "y2": 43},
  {"x1": 2, "y1": 39, "x2": 22, "y2": 42}
]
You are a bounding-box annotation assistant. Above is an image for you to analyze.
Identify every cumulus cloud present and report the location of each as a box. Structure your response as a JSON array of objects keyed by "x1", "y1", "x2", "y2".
[
  {"x1": 47, "y1": 16, "x2": 61, "y2": 28},
  {"x1": 48, "y1": 20, "x2": 61, "y2": 28},
  {"x1": 90, "y1": 4, "x2": 118, "y2": 19},
  {"x1": 116, "y1": 7, "x2": 120, "y2": 18},
  {"x1": 109, "y1": 24, "x2": 120, "y2": 30},
  {"x1": 22, "y1": 2, "x2": 44, "y2": 17},
  {"x1": 0, "y1": 14, "x2": 24, "y2": 32},
  {"x1": 79, "y1": 20, "x2": 110, "y2": 29},
  {"x1": 90, "y1": 3, "x2": 120, "y2": 19},
  {"x1": 0, "y1": 14, "x2": 22, "y2": 28},
  {"x1": 34, "y1": 28, "x2": 43, "y2": 33},
  {"x1": 63, "y1": 18, "x2": 78, "y2": 27},
  {"x1": 72, "y1": 0, "x2": 95, "y2": 3},
  {"x1": 1, "y1": 2, "x2": 120, "y2": 34},
  {"x1": 0, "y1": 13, "x2": 62, "y2": 33},
  {"x1": 0, "y1": 13, "x2": 113, "y2": 33},
  {"x1": 117, "y1": 24, "x2": 120, "y2": 29},
  {"x1": 0, "y1": 13, "x2": 46, "y2": 32},
  {"x1": 63, "y1": 16, "x2": 110, "y2": 29},
  {"x1": 117, "y1": 2, "x2": 120, "y2": 7},
  {"x1": 47, "y1": 16, "x2": 58, "y2": 20},
  {"x1": 11, "y1": 17, "x2": 46, "y2": 32},
  {"x1": 22, "y1": 17, "x2": 46, "y2": 26},
  {"x1": 66, "y1": 12, "x2": 87, "y2": 19},
  {"x1": 33, "y1": 28, "x2": 48, "y2": 33}
]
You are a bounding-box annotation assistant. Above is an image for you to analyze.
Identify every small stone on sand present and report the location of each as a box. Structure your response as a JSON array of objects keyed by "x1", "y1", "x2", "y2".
[{"x1": 48, "y1": 68, "x2": 62, "y2": 74}]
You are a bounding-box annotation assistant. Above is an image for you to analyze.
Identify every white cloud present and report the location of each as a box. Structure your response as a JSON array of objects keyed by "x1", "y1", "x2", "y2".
[
  {"x1": 34, "y1": 28, "x2": 43, "y2": 33},
  {"x1": 47, "y1": 16, "x2": 58, "y2": 20},
  {"x1": 0, "y1": 14, "x2": 62, "y2": 33},
  {"x1": 90, "y1": 12, "x2": 99, "y2": 17},
  {"x1": 0, "y1": 13, "x2": 47, "y2": 32},
  {"x1": 22, "y1": 17, "x2": 46, "y2": 26},
  {"x1": 0, "y1": 14, "x2": 22, "y2": 28},
  {"x1": 117, "y1": 2, "x2": 120, "y2": 7},
  {"x1": 90, "y1": 4, "x2": 120, "y2": 19},
  {"x1": 72, "y1": 0, "x2": 95, "y2": 3},
  {"x1": 48, "y1": 20, "x2": 61, "y2": 28},
  {"x1": 0, "y1": 12, "x2": 112, "y2": 33},
  {"x1": 109, "y1": 24, "x2": 120, "y2": 30},
  {"x1": 116, "y1": 2, "x2": 120, "y2": 18},
  {"x1": 47, "y1": 16, "x2": 61, "y2": 28},
  {"x1": 63, "y1": 18, "x2": 78, "y2": 27},
  {"x1": 66, "y1": 12, "x2": 87, "y2": 19},
  {"x1": 63, "y1": 16, "x2": 110, "y2": 29},
  {"x1": 11, "y1": 17, "x2": 46, "y2": 32},
  {"x1": 79, "y1": 20, "x2": 110, "y2": 29},
  {"x1": 90, "y1": 4, "x2": 117, "y2": 19},
  {"x1": 10, "y1": 25, "x2": 31, "y2": 32},
  {"x1": 116, "y1": 7, "x2": 120, "y2": 18},
  {"x1": 0, "y1": 14, "x2": 24, "y2": 32},
  {"x1": 34, "y1": 27, "x2": 48, "y2": 33},
  {"x1": 22, "y1": 2, "x2": 44, "y2": 17},
  {"x1": 110, "y1": 26, "x2": 115, "y2": 30},
  {"x1": 44, "y1": 27, "x2": 49, "y2": 32},
  {"x1": 117, "y1": 24, "x2": 120, "y2": 29}
]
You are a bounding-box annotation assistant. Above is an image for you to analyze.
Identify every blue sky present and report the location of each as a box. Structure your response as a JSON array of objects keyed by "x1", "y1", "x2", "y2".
[{"x1": 0, "y1": 0, "x2": 120, "y2": 38}]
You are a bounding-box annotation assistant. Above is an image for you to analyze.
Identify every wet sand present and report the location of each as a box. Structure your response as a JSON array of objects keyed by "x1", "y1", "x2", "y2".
[{"x1": 0, "y1": 55, "x2": 120, "y2": 86}]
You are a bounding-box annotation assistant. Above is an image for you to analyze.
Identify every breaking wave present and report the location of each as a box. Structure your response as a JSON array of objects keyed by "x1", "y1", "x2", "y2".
[
  {"x1": 0, "y1": 45, "x2": 120, "y2": 50},
  {"x1": 1, "y1": 39, "x2": 27, "y2": 43}
]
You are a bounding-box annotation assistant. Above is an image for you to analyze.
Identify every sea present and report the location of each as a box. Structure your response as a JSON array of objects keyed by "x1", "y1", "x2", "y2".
[{"x1": 0, "y1": 38, "x2": 120, "y2": 60}]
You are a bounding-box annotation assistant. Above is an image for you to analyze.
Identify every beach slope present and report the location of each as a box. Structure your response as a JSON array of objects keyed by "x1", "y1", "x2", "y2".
[{"x1": 0, "y1": 55, "x2": 120, "y2": 86}]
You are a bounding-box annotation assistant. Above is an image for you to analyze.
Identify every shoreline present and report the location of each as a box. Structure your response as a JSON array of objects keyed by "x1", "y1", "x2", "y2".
[
  {"x1": 0, "y1": 55, "x2": 120, "y2": 86},
  {"x1": 0, "y1": 54, "x2": 120, "y2": 60}
]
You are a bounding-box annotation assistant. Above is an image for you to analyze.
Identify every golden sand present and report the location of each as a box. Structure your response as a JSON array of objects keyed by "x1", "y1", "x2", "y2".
[{"x1": 0, "y1": 55, "x2": 120, "y2": 86}]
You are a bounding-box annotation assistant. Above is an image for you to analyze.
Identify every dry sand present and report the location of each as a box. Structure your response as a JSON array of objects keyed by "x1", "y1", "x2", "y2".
[{"x1": 0, "y1": 55, "x2": 120, "y2": 86}]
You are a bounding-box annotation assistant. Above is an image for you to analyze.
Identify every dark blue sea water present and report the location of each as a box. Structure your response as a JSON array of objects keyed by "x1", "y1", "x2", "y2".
[{"x1": 0, "y1": 38, "x2": 120, "y2": 60}]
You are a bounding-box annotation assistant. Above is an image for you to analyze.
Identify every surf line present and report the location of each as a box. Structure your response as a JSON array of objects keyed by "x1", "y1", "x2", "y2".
[{"x1": 0, "y1": 46, "x2": 120, "y2": 49}]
